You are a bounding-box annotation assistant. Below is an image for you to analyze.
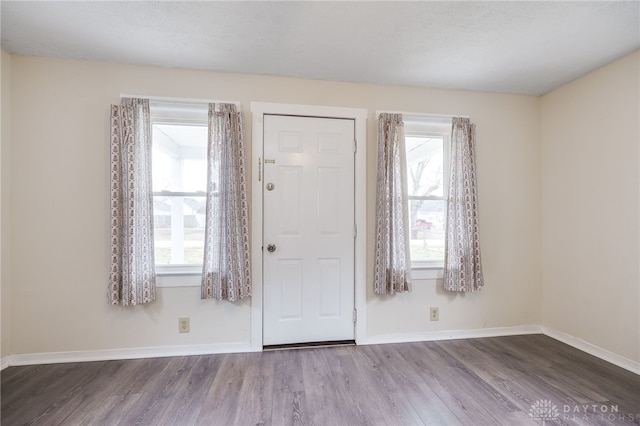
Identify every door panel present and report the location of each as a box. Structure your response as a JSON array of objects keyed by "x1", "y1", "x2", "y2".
[
  {"x1": 277, "y1": 166, "x2": 302, "y2": 235},
  {"x1": 278, "y1": 259, "x2": 303, "y2": 320},
  {"x1": 263, "y1": 115, "x2": 355, "y2": 346}
]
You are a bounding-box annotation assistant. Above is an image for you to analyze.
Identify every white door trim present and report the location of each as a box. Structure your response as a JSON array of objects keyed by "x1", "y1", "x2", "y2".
[{"x1": 250, "y1": 102, "x2": 367, "y2": 350}]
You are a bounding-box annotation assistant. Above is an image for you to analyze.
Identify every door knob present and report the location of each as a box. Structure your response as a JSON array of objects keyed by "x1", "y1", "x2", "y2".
[{"x1": 266, "y1": 244, "x2": 276, "y2": 253}]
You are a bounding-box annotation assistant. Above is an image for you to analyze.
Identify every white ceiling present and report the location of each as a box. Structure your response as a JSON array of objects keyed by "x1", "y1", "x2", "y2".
[{"x1": 2, "y1": 1, "x2": 639, "y2": 95}]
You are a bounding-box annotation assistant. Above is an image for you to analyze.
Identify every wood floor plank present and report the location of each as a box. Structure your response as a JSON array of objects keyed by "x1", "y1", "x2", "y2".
[
  {"x1": 339, "y1": 348, "x2": 402, "y2": 425},
  {"x1": 431, "y1": 340, "x2": 521, "y2": 413},
  {"x1": 354, "y1": 344, "x2": 429, "y2": 425},
  {"x1": 300, "y1": 346, "x2": 357, "y2": 425},
  {"x1": 117, "y1": 356, "x2": 192, "y2": 425},
  {"x1": 382, "y1": 344, "x2": 464, "y2": 425},
  {"x1": 47, "y1": 359, "x2": 135, "y2": 425},
  {"x1": 1, "y1": 364, "x2": 48, "y2": 390},
  {"x1": 155, "y1": 354, "x2": 224, "y2": 425},
  {"x1": 232, "y1": 352, "x2": 275, "y2": 425},
  {"x1": 401, "y1": 341, "x2": 509, "y2": 424},
  {"x1": 322, "y1": 349, "x2": 388, "y2": 425},
  {"x1": 25, "y1": 361, "x2": 123, "y2": 426},
  {"x1": 79, "y1": 393, "x2": 143, "y2": 426},
  {"x1": 471, "y1": 338, "x2": 598, "y2": 409},
  {"x1": 273, "y1": 349, "x2": 305, "y2": 393},
  {"x1": 2, "y1": 361, "x2": 104, "y2": 425},
  {"x1": 510, "y1": 342, "x2": 614, "y2": 407},
  {"x1": 195, "y1": 353, "x2": 252, "y2": 425},
  {"x1": 496, "y1": 336, "x2": 610, "y2": 405},
  {"x1": 271, "y1": 390, "x2": 309, "y2": 426},
  {"x1": 108, "y1": 357, "x2": 173, "y2": 397},
  {"x1": 453, "y1": 337, "x2": 639, "y2": 426},
  {"x1": 2, "y1": 335, "x2": 639, "y2": 426},
  {"x1": 445, "y1": 338, "x2": 572, "y2": 416}
]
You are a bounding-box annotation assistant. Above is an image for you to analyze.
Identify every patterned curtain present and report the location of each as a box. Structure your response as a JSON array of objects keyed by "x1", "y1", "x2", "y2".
[
  {"x1": 201, "y1": 103, "x2": 251, "y2": 301},
  {"x1": 109, "y1": 98, "x2": 156, "y2": 305},
  {"x1": 374, "y1": 113, "x2": 411, "y2": 294},
  {"x1": 444, "y1": 117, "x2": 484, "y2": 292}
]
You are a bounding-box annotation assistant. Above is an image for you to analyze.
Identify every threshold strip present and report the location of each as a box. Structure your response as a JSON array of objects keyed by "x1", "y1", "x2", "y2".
[{"x1": 263, "y1": 340, "x2": 356, "y2": 352}]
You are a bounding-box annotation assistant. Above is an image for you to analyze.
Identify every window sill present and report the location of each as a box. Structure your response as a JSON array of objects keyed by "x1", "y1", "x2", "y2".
[
  {"x1": 155, "y1": 265, "x2": 442, "y2": 286},
  {"x1": 411, "y1": 266, "x2": 444, "y2": 280},
  {"x1": 156, "y1": 265, "x2": 201, "y2": 288}
]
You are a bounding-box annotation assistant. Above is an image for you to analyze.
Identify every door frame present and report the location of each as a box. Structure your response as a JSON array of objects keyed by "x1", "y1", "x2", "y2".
[{"x1": 250, "y1": 102, "x2": 367, "y2": 350}]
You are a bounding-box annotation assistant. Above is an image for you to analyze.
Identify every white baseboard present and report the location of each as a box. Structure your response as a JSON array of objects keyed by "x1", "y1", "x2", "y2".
[
  {"x1": 359, "y1": 325, "x2": 543, "y2": 346},
  {"x1": 542, "y1": 326, "x2": 640, "y2": 375},
  {"x1": 3, "y1": 326, "x2": 637, "y2": 376},
  {"x1": 2, "y1": 342, "x2": 257, "y2": 369},
  {"x1": 3, "y1": 326, "x2": 540, "y2": 369}
]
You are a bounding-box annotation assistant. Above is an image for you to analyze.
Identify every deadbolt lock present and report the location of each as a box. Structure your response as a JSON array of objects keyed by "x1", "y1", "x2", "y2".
[
  {"x1": 267, "y1": 244, "x2": 276, "y2": 253},
  {"x1": 266, "y1": 183, "x2": 275, "y2": 191}
]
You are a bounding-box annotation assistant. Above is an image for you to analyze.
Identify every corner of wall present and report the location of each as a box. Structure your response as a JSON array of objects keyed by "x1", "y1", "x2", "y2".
[
  {"x1": 539, "y1": 50, "x2": 640, "y2": 364},
  {"x1": 1, "y1": 49, "x2": 12, "y2": 359}
]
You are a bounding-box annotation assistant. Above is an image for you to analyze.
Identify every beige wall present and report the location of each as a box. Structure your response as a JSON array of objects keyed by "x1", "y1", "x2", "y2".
[
  {"x1": 1, "y1": 50, "x2": 11, "y2": 358},
  {"x1": 6, "y1": 54, "x2": 541, "y2": 356},
  {"x1": 541, "y1": 51, "x2": 640, "y2": 363}
]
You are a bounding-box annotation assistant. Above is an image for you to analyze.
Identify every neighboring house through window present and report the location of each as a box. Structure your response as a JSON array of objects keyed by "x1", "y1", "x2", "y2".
[{"x1": 404, "y1": 115, "x2": 451, "y2": 277}]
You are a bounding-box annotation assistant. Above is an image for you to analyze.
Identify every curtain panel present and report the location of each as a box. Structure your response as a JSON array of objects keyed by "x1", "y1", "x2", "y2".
[
  {"x1": 444, "y1": 117, "x2": 484, "y2": 292},
  {"x1": 201, "y1": 103, "x2": 252, "y2": 301},
  {"x1": 374, "y1": 113, "x2": 411, "y2": 295},
  {"x1": 109, "y1": 98, "x2": 157, "y2": 305}
]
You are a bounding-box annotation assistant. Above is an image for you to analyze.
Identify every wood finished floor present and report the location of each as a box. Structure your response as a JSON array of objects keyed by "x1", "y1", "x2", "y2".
[{"x1": 2, "y1": 335, "x2": 639, "y2": 425}]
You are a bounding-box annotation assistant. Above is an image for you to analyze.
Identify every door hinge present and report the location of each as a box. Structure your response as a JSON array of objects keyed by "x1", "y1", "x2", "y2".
[
  {"x1": 353, "y1": 309, "x2": 357, "y2": 323},
  {"x1": 353, "y1": 139, "x2": 357, "y2": 153},
  {"x1": 353, "y1": 224, "x2": 357, "y2": 238}
]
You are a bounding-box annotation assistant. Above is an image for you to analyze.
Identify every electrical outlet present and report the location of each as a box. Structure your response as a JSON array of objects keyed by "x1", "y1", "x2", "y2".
[
  {"x1": 430, "y1": 307, "x2": 439, "y2": 321},
  {"x1": 179, "y1": 317, "x2": 190, "y2": 333}
]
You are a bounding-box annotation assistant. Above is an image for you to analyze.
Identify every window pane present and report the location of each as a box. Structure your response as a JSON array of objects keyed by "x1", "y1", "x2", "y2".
[
  {"x1": 151, "y1": 119, "x2": 208, "y2": 267},
  {"x1": 409, "y1": 199, "x2": 445, "y2": 262},
  {"x1": 152, "y1": 124, "x2": 208, "y2": 193},
  {"x1": 405, "y1": 136, "x2": 444, "y2": 197},
  {"x1": 153, "y1": 196, "x2": 206, "y2": 265}
]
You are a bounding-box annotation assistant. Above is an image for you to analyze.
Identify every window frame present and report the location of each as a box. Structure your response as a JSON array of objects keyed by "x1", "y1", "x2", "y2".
[
  {"x1": 403, "y1": 115, "x2": 452, "y2": 279},
  {"x1": 149, "y1": 101, "x2": 209, "y2": 283}
]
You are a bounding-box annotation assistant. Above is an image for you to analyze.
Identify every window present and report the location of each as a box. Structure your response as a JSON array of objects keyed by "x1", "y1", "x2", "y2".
[
  {"x1": 404, "y1": 116, "x2": 451, "y2": 273},
  {"x1": 150, "y1": 102, "x2": 208, "y2": 276}
]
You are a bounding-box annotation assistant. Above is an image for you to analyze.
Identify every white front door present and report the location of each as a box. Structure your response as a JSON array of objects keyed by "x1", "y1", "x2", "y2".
[{"x1": 262, "y1": 114, "x2": 355, "y2": 346}]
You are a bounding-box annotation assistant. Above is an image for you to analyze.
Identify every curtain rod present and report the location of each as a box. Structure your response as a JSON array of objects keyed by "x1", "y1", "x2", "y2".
[
  {"x1": 375, "y1": 110, "x2": 469, "y2": 119},
  {"x1": 120, "y1": 94, "x2": 241, "y2": 108}
]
